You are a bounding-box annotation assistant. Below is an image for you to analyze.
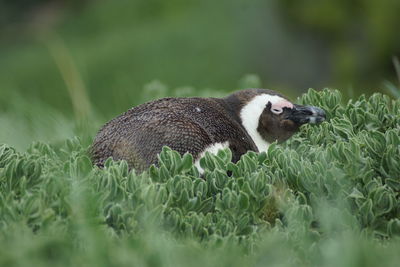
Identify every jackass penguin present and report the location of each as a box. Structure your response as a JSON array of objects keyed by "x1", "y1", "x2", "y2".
[{"x1": 91, "y1": 89, "x2": 326, "y2": 172}]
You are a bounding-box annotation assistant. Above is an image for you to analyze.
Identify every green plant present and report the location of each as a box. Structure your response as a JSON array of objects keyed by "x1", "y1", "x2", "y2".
[{"x1": 0, "y1": 89, "x2": 399, "y2": 266}]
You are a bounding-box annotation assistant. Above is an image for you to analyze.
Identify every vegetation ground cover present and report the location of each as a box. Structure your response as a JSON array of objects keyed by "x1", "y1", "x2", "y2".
[{"x1": 0, "y1": 89, "x2": 399, "y2": 266}]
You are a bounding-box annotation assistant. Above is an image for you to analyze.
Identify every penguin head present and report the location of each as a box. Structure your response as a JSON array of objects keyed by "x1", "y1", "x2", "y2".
[
  {"x1": 230, "y1": 89, "x2": 326, "y2": 151},
  {"x1": 257, "y1": 100, "x2": 326, "y2": 143}
]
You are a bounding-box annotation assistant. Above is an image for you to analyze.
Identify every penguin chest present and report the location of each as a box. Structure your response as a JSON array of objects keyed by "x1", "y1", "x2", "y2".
[{"x1": 194, "y1": 141, "x2": 230, "y2": 174}]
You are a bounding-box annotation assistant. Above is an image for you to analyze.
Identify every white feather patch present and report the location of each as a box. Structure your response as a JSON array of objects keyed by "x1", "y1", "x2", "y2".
[
  {"x1": 240, "y1": 94, "x2": 292, "y2": 152},
  {"x1": 194, "y1": 141, "x2": 229, "y2": 174}
]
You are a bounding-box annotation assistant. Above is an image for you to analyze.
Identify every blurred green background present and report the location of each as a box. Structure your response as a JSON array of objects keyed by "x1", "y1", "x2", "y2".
[{"x1": 1, "y1": 0, "x2": 400, "y2": 150}]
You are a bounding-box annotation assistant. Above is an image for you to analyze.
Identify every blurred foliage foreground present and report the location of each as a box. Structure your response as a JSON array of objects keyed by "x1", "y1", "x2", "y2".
[{"x1": 1, "y1": 89, "x2": 400, "y2": 267}]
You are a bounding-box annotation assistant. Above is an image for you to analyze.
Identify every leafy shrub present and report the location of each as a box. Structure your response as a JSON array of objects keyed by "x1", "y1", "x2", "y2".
[{"x1": 0, "y1": 89, "x2": 399, "y2": 266}]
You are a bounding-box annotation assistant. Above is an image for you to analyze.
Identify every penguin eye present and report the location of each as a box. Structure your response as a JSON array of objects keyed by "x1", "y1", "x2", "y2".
[{"x1": 271, "y1": 107, "x2": 283, "y2": 115}]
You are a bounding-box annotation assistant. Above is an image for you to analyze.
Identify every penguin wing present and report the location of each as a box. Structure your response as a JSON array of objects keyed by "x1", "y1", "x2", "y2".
[{"x1": 93, "y1": 113, "x2": 214, "y2": 172}]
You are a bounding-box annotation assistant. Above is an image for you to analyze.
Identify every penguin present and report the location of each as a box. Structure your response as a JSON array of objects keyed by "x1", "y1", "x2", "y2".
[{"x1": 91, "y1": 89, "x2": 325, "y2": 173}]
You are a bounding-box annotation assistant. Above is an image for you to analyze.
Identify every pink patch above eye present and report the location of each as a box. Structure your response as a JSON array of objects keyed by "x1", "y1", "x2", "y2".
[{"x1": 271, "y1": 100, "x2": 293, "y2": 113}]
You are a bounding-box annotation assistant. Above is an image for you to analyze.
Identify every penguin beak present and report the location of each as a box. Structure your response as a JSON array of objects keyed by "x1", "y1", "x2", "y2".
[{"x1": 287, "y1": 104, "x2": 326, "y2": 125}]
